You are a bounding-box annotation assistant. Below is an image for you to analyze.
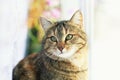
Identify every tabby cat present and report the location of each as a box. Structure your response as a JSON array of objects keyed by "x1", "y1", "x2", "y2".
[{"x1": 12, "y1": 10, "x2": 88, "y2": 80}]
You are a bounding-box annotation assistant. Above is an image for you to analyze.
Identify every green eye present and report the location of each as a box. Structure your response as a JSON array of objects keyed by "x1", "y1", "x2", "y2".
[
  {"x1": 66, "y1": 34, "x2": 73, "y2": 41},
  {"x1": 50, "y1": 36, "x2": 57, "y2": 42}
]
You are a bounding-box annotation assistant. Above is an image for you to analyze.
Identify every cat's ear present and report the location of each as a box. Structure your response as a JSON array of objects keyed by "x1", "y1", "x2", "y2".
[
  {"x1": 69, "y1": 10, "x2": 84, "y2": 29},
  {"x1": 40, "y1": 17, "x2": 53, "y2": 31}
]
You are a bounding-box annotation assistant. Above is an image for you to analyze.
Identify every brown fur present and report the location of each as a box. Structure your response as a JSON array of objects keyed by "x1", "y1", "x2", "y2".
[{"x1": 13, "y1": 10, "x2": 88, "y2": 80}]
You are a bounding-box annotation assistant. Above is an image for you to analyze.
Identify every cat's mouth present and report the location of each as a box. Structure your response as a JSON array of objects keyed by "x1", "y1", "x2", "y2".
[
  {"x1": 44, "y1": 46, "x2": 78, "y2": 60},
  {"x1": 44, "y1": 52, "x2": 66, "y2": 61},
  {"x1": 59, "y1": 51, "x2": 63, "y2": 54}
]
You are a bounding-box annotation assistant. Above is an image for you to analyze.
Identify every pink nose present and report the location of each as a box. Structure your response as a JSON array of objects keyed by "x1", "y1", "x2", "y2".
[
  {"x1": 57, "y1": 42, "x2": 65, "y2": 52},
  {"x1": 58, "y1": 46, "x2": 64, "y2": 52}
]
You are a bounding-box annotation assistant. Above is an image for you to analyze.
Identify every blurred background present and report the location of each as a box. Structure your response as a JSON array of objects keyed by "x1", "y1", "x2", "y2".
[{"x1": 0, "y1": 0, "x2": 120, "y2": 80}]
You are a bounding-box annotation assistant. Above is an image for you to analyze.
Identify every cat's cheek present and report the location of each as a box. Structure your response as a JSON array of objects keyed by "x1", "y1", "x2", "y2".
[
  {"x1": 65, "y1": 46, "x2": 70, "y2": 51},
  {"x1": 65, "y1": 45, "x2": 76, "y2": 51},
  {"x1": 65, "y1": 41, "x2": 72, "y2": 45},
  {"x1": 44, "y1": 40, "x2": 56, "y2": 49}
]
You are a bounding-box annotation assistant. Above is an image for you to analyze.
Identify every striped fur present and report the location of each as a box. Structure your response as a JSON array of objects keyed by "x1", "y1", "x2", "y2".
[{"x1": 13, "y1": 10, "x2": 88, "y2": 80}]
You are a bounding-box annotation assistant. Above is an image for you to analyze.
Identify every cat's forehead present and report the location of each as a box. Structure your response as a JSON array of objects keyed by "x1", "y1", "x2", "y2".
[
  {"x1": 55, "y1": 20, "x2": 67, "y2": 25},
  {"x1": 46, "y1": 20, "x2": 80, "y2": 37},
  {"x1": 53, "y1": 21, "x2": 78, "y2": 31}
]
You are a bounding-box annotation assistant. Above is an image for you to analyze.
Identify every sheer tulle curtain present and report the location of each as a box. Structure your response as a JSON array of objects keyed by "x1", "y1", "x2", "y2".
[
  {"x1": 92, "y1": 0, "x2": 120, "y2": 80},
  {"x1": 0, "y1": 0, "x2": 31, "y2": 80}
]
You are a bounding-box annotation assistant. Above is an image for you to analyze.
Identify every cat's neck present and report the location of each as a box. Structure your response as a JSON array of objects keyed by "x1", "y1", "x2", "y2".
[{"x1": 41, "y1": 51, "x2": 87, "y2": 75}]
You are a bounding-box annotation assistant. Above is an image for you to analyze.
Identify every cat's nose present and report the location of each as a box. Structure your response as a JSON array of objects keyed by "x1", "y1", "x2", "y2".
[
  {"x1": 57, "y1": 43, "x2": 65, "y2": 52},
  {"x1": 58, "y1": 46, "x2": 64, "y2": 52}
]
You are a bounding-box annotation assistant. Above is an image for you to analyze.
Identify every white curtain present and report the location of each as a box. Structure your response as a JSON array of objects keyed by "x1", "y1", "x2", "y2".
[
  {"x1": 0, "y1": 0, "x2": 31, "y2": 80},
  {"x1": 92, "y1": 0, "x2": 120, "y2": 80}
]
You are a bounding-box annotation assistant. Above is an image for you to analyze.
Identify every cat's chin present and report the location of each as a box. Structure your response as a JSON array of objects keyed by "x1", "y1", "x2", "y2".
[
  {"x1": 44, "y1": 52, "x2": 63, "y2": 60},
  {"x1": 57, "y1": 51, "x2": 75, "y2": 58},
  {"x1": 44, "y1": 51, "x2": 71, "y2": 61}
]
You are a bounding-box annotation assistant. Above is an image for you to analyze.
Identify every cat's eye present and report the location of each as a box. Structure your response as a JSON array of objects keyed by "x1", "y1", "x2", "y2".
[
  {"x1": 66, "y1": 34, "x2": 73, "y2": 41},
  {"x1": 50, "y1": 36, "x2": 57, "y2": 42}
]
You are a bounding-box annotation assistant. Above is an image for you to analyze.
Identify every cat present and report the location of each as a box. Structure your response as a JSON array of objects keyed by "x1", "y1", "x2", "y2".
[{"x1": 12, "y1": 10, "x2": 88, "y2": 80}]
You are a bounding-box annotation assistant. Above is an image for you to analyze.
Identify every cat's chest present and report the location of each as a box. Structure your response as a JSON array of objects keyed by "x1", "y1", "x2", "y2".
[
  {"x1": 37, "y1": 60, "x2": 86, "y2": 80},
  {"x1": 39, "y1": 66, "x2": 78, "y2": 80},
  {"x1": 39, "y1": 66, "x2": 87, "y2": 80}
]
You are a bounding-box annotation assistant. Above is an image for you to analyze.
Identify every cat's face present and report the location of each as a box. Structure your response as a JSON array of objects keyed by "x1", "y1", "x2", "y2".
[{"x1": 40, "y1": 10, "x2": 87, "y2": 60}]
